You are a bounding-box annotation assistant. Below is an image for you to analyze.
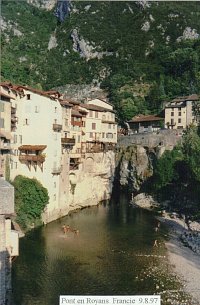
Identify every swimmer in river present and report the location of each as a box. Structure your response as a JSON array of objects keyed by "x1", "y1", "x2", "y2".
[
  {"x1": 153, "y1": 239, "x2": 158, "y2": 247},
  {"x1": 73, "y1": 229, "x2": 79, "y2": 236},
  {"x1": 62, "y1": 224, "x2": 67, "y2": 234}
]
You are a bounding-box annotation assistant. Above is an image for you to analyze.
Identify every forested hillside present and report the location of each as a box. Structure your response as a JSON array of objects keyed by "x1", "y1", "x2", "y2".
[{"x1": 1, "y1": 1, "x2": 200, "y2": 121}]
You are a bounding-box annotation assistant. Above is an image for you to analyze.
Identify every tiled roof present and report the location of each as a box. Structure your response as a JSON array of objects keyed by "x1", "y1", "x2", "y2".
[
  {"x1": 71, "y1": 109, "x2": 83, "y2": 117},
  {"x1": 166, "y1": 94, "x2": 200, "y2": 107},
  {"x1": 128, "y1": 115, "x2": 163, "y2": 123},
  {"x1": 80, "y1": 103, "x2": 115, "y2": 113},
  {"x1": 18, "y1": 145, "x2": 47, "y2": 151},
  {"x1": 59, "y1": 100, "x2": 73, "y2": 107}
]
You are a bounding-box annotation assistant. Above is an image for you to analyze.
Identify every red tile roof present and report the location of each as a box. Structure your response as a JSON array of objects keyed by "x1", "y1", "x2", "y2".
[
  {"x1": 59, "y1": 100, "x2": 73, "y2": 107},
  {"x1": 71, "y1": 109, "x2": 83, "y2": 117},
  {"x1": 80, "y1": 103, "x2": 115, "y2": 113},
  {"x1": 128, "y1": 115, "x2": 163, "y2": 123}
]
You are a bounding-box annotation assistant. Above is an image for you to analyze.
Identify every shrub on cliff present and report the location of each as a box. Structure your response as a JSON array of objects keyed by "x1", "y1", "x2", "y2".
[{"x1": 12, "y1": 175, "x2": 49, "y2": 230}]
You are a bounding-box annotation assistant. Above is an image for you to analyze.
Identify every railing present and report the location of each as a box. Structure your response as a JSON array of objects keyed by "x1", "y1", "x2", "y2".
[
  {"x1": 61, "y1": 138, "x2": 75, "y2": 145},
  {"x1": 52, "y1": 167, "x2": 62, "y2": 174},
  {"x1": 1, "y1": 142, "x2": 11, "y2": 150},
  {"x1": 19, "y1": 155, "x2": 45, "y2": 162},
  {"x1": 53, "y1": 124, "x2": 62, "y2": 131}
]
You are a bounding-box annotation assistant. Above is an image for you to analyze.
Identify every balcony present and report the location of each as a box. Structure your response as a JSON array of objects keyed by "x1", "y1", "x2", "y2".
[
  {"x1": 19, "y1": 154, "x2": 45, "y2": 162},
  {"x1": 61, "y1": 137, "x2": 75, "y2": 146},
  {"x1": 11, "y1": 107, "x2": 16, "y2": 115},
  {"x1": 52, "y1": 167, "x2": 62, "y2": 175},
  {"x1": 0, "y1": 142, "x2": 11, "y2": 150},
  {"x1": 53, "y1": 124, "x2": 62, "y2": 132}
]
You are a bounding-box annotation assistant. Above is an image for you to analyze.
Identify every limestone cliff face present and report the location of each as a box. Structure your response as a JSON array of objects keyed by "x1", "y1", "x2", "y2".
[
  {"x1": 116, "y1": 145, "x2": 153, "y2": 192},
  {"x1": 68, "y1": 151, "x2": 115, "y2": 211}
]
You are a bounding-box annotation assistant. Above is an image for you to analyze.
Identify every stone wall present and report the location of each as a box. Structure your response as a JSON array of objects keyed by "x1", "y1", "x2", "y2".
[
  {"x1": 0, "y1": 179, "x2": 14, "y2": 305},
  {"x1": 117, "y1": 130, "x2": 182, "y2": 153}
]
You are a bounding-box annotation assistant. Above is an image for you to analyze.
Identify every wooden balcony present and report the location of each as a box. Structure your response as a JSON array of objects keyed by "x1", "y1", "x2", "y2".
[
  {"x1": 53, "y1": 124, "x2": 62, "y2": 132},
  {"x1": 19, "y1": 155, "x2": 45, "y2": 162},
  {"x1": 61, "y1": 137, "x2": 75, "y2": 145}
]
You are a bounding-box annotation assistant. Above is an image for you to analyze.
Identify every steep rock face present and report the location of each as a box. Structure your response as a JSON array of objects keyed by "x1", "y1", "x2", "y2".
[
  {"x1": 43, "y1": 151, "x2": 115, "y2": 223},
  {"x1": 116, "y1": 145, "x2": 153, "y2": 192},
  {"x1": 68, "y1": 151, "x2": 115, "y2": 211}
]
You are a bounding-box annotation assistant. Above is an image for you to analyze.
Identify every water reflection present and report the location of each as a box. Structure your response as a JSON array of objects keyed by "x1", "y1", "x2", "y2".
[{"x1": 12, "y1": 194, "x2": 163, "y2": 305}]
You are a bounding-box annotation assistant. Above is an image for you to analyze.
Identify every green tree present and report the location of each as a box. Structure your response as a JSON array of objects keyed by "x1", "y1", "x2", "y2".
[
  {"x1": 182, "y1": 126, "x2": 200, "y2": 182},
  {"x1": 153, "y1": 147, "x2": 183, "y2": 190},
  {"x1": 12, "y1": 175, "x2": 49, "y2": 229}
]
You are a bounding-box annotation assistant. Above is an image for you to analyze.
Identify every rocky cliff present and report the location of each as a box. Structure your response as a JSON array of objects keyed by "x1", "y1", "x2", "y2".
[
  {"x1": 68, "y1": 151, "x2": 115, "y2": 211},
  {"x1": 115, "y1": 145, "x2": 153, "y2": 193}
]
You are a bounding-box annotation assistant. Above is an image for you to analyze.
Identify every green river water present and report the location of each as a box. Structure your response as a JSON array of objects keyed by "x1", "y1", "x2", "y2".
[{"x1": 12, "y1": 193, "x2": 193, "y2": 305}]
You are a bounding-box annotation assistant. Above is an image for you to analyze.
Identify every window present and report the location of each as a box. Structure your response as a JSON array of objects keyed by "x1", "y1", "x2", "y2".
[
  {"x1": 95, "y1": 111, "x2": 98, "y2": 118},
  {"x1": 15, "y1": 162, "x2": 18, "y2": 169},
  {"x1": 14, "y1": 135, "x2": 17, "y2": 144},
  {"x1": 102, "y1": 133, "x2": 105, "y2": 138},
  {"x1": 102, "y1": 115, "x2": 106, "y2": 121},
  {"x1": 89, "y1": 110, "x2": 93, "y2": 117},
  {"x1": 0, "y1": 118, "x2": 4, "y2": 128},
  {"x1": 178, "y1": 118, "x2": 181, "y2": 123},
  {"x1": 27, "y1": 94, "x2": 31, "y2": 100},
  {"x1": 178, "y1": 107, "x2": 181, "y2": 111},
  {"x1": 24, "y1": 118, "x2": 29, "y2": 125},
  {"x1": 107, "y1": 133, "x2": 113, "y2": 139},
  {"x1": 90, "y1": 132, "x2": 93, "y2": 138},
  {"x1": 92, "y1": 123, "x2": 96, "y2": 130},
  {"x1": 178, "y1": 112, "x2": 181, "y2": 116},
  {"x1": 171, "y1": 119, "x2": 174, "y2": 125},
  {"x1": 171, "y1": 112, "x2": 174, "y2": 117},
  {"x1": 35, "y1": 106, "x2": 40, "y2": 113},
  {"x1": 19, "y1": 135, "x2": 22, "y2": 144},
  {"x1": 0, "y1": 102, "x2": 4, "y2": 112}
]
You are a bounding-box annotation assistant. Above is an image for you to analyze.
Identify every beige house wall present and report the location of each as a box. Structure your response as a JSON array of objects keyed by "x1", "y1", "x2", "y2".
[
  {"x1": 9, "y1": 89, "x2": 63, "y2": 221},
  {"x1": 165, "y1": 106, "x2": 187, "y2": 129}
]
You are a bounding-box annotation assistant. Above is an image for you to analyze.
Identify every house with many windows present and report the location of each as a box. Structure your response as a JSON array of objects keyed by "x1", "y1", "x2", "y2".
[
  {"x1": 0, "y1": 88, "x2": 15, "y2": 178},
  {"x1": 0, "y1": 82, "x2": 118, "y2": 223},
  {"x1": 164, "y1": 94, "x2": 200, "y2": 129},
  {"x1": 0, "y1": 82, "x2": 64, "y2": 222}
]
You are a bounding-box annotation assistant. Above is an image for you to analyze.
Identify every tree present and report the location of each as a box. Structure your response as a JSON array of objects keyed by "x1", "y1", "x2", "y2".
[
  {"x1": 182, "y1": 126, "x2": 200, "y2": 182},
  {"x1": 12, "y1": 175, "x2": 49, "y2": 229},
  {"x1": 153, "y1": 147, "x2": 183, "y2": 190}
]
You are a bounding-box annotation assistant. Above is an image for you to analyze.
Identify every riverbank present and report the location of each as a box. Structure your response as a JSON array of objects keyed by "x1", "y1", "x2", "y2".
[{"x1": 132, "y1": 193, "x2": 200, "y2": 305}]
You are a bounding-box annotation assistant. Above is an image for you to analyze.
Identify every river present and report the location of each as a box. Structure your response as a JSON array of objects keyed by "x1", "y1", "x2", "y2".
[{"x1": 12, "y1": 193, "x2": 191, "y2": 305}]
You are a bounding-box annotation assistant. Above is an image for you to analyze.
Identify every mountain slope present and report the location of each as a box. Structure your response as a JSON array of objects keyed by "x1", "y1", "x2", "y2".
[{"x1": 1, "y1": 1, "x2": 200, "y2": 121}]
